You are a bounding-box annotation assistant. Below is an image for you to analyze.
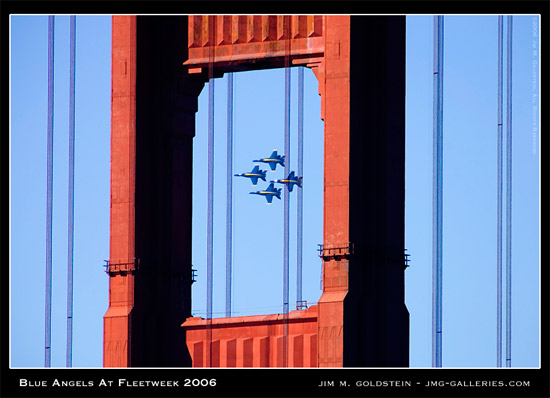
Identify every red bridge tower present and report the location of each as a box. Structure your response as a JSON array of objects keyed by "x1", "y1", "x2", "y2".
[{"x1": 104, "y1": 15, "x2": 408, "y2": 367}]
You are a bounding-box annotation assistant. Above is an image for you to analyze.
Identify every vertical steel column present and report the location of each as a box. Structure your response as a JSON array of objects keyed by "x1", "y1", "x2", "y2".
[
  {"x1": 432, "y1": 15, "x2": 444, "y2": 368},
  {"x1": 505, "y1": 15, "x2": 513, "y2": 368},
  {"x1": 225, "y1": 73, "x2": 234, "y2": 318},
  {"x1": 45, "y1": 15, "x2": 54, "y2": 368},
  {"x1": 496, "y1": 15, "x2": 504, "y2": 368},
  {"x1": 296, "y1": 67, "x2": 304, "y2": 308},
  {"x1": 66, "y1": 15, "x2": 76, "y2": 368}
]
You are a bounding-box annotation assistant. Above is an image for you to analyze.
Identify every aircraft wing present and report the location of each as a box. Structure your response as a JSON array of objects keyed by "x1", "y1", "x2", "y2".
[
  {"x1": 251, "y1": 165, "x2": 259, "y2": 173},
  {"x1": 265, "y1": 194, "x2": 274, "y2": 204},
  {"x1": 250, "y1": 176, "x2": 258, "y2": 185},
  {"x1": 270, "y1": 150, "x2": 278, "y2": 159},
  {"x1": 269, "y1": 162, "x2": 277, "y2": 171}
]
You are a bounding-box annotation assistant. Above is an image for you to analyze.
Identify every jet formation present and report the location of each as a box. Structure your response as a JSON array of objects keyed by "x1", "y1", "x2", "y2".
[{"x1": 235, "y1": 150, "x2": 302, "y2": 204}]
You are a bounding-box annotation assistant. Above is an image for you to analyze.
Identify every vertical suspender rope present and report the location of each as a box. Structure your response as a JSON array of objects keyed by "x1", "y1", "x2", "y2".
[
  {"x1": 225, "y1": 73, "x2": 234, "y2": 318},
  {"x1": 206, "y1": 39, "x2": 214, "y2": 323},
  {"x1": 282, "y1": 66, "x2": 290, "y2": 366},
  {"x1": 296, "y1": 67, "x2": 304, "y2": 309},
  {"x1": 432, "y1": 15, "x2": 444, "y2": 368},
  {"x1": 231, "y1": 77, "x2": 236, "y2": 312},
  {"x1": 206, "y1": 16, "x2": 215, "y2": 367},
  {"x1": 45, "y1": 15, "x2": 54, "y2": 368},
  {"x1": 496, "y1": 15, "x2": 503, "y2": 368},
  {"x1": 66, "y1": 15, "x2": 76, "y2": 368},
  {"x1": 505, "y1": 15, "x2": 513, "y2": 368},
  {"x1": 282, "y1": 15, "x2": 291, "y2": 368}
]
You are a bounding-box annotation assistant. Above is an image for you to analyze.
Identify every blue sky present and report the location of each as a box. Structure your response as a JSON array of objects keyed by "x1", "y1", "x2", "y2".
[{"x1": 10, "y1": 15, "x2": 540, "y2": 368}]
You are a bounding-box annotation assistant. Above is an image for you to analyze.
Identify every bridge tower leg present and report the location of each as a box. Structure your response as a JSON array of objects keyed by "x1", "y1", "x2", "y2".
[
  {"x1": 104, "y1": 16, "x2": 204, "y2": 367},
  {"x1": 104, "y1": 15, "x2": 408, "y2": 368},
  {"x1": 318, "y1": 15, "x2": 409, "y2": 367}
]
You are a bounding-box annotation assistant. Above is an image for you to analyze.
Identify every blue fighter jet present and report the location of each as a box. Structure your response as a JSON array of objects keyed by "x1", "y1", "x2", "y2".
[
  {"x1": 250, "y1": 182, "x2": 282, "y2": 204},
  {"x1": 272, "y1": 171, "x2": 303, "y2": 192},
  {"x1": 234, "y1": 164, "x2": 267, "y2": 186},
  {"x1": 253, "y1": 150, "x2": 285, "y2": 171}
]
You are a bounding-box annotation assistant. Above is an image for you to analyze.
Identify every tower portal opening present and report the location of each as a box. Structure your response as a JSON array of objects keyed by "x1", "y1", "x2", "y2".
[{"x1": 191, "y1": 68, "x2": 324, "y2": 319}]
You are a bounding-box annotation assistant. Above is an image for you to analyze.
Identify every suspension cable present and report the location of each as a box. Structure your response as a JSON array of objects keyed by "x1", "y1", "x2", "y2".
[
  {"x1": 296, "y1": 67, "x2": 304, "y2": 308},
  {"x1": 432, "y1": 15, "x2": 444, "y2": 368},
  {"x1": 496, "y1": 15, "x2": 503, "y2": 368},
  {"x1": 45, "y1": 14, "x2": 55, "y2": 368},
  {"x1": 66, "y1": 15, "x2": 76, "y2": 368},
  {"x1": 206, "y1": 15, "x2": 216, "y2": 367},
  {"x1": 282, "y1": 15, "x2": 291, "y2": 368},
  {"x1": 225, "y1": 73, "x2": 234, "y2": 318},
  {"x1": 505, "y1": 15, "x2": 513, "y2": 368}
]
